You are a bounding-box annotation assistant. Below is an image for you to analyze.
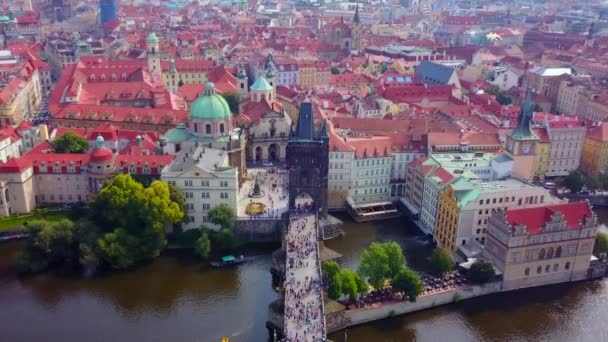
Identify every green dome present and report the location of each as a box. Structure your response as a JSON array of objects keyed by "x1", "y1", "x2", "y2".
[
  {"x1": 190, "y1": 83, "x2": 232, "y2": 120},
  {"x1": 164, "y1": 124, "x2": 191, "y2": 143},
  {"x1": 146, "y1": 32, "x2": 159, "y2": 44},
  {"x1": 95, "y1": 135, "x2": 105, "y2": 148},
  {"x1": 251, "y1": 76, "x2": 273, "y2": 91}
]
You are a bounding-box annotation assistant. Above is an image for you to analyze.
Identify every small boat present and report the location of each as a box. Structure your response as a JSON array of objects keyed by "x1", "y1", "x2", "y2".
[{"x1": 210, "y1": 255, "x2": 247, "y2": 268}]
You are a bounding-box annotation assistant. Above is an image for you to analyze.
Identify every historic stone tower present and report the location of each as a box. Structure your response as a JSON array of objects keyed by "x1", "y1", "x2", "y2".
[
  {"x1": 505, "y1": 88, "x2": 539, "y2": 181},
  {"x1": 352, "y1": 3, "x2": 362, "y2": 51},
  {"x1": 146, "y1": 32, "x2": 161, "y2": 78},
  {"x1": 287, "y1": 101, "x2": 329, "y2": 218}
]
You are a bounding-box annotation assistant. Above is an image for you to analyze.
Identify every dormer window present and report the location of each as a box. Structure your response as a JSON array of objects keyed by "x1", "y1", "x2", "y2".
[
  {"x1": 121, "y1": 73, "x2": 127, "y2": 79},
  {"x1": 111, "y1": 74, "x2": 116, "y2": 80},
  {"x1": 89, "y1": 74, "x2": 96, "y2": 80},
  {"x1": 100, "y1": 74, "x2": 106, "y2": 80}
]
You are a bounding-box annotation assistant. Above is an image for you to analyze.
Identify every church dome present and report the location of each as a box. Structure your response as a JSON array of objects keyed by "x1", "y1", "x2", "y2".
[
  {"x1": 251, "y1": 76, "x2": 273, "y2": 91},
  {"x1": 90, "y1": 135, "x2": 113, "y2": 163},
  {"x1": 189, "y1": 82, "x2": 232, "y2": 120},
  {"x1": 146, "y1": 32, "x2": 159, "y2": 44}
]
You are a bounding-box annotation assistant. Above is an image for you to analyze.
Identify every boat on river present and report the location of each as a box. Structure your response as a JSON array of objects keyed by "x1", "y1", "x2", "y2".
[{"x1": 210, "y1": 255, "x2": 247, "y2": 268}]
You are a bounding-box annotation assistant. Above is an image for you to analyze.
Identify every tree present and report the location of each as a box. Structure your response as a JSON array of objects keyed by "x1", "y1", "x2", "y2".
[
  {"x1": 428, "y1": 248, "x2": 453, "y2": 275},
  {"x1": 195, "y1": 232, "x2": 211, "y2": 260},
  {"x1": 168, "y1": 183, "x2": 186, "y2": 215},
  {"x1": 93, "y1": 175, "x2": 184, "y2": 269},
  {"x1": 599, "y1": 174, "x2": 608, "y2": 191},
  {"x1": 557, "y1": 170, "x2": 585, "y2": 193},
  {"x1": 322, "y1": 260, "x2": 343, "y2": 299},
  {"x1": 208, "y1": 204, "x2": 235, "y2": 230},
  {"x1": 496, "y1": 92, "x2": 512, "y2": 105},
  {"x1": 340, "y1": 269, "x2": 361, "y2": 300},
  {"x1": 392, "y1": 268, "x2": 424, "y2": 302},
  {"x1": 354, "y1": 272, "x2": 368, "y2": 296},
  {"x1": 594, "y1": 232, "x2": 608, "y2": 256},
  {"x1": 585, "y1": 174, "x2": 600, "y2": 192},
  {"x1": 51, "y1": 131, "x2": 90, "y2": 153},
  {"x1": 221, "y1": 92, "x2": 240, "y2": 114},
  {"x1": 486, "y1": 85, "x2": 500, "y2": 96},
  {"x1": 468, "y1": 260, "x2": 496, "y2": 284},
  {"x1": 17, "y1": 219, "x2": 77, "y2": 273},
  {"x1": 176, "y1": 228, "x2": 202, "y2": 248},
  {"x1": 177, "y1": 79, "x2": 184, "y2": 88},
  {"x1": 358, "y1": 242, "x2": 390, "y2": 289},
  {"x1": 532, "y1": 103, "x2": 543, "y2": 112},
  {"x1": 331, "y1": 67, "x2": 340, "y2": 74},
  {"x1": 382, "y1": 241, "x2": 406, "y2": 279}
]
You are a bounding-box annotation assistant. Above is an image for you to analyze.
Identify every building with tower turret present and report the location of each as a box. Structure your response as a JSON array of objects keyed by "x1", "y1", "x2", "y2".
[
  {"x1": 236, "y1": 61, "x2": 248, "y2": 98},
  {"x1": 287, "y1": 101, "x2": 329, "y2": 218},
  {"x1": 352, "y1": 4, "x2": 362, "y2": 51},
  {"x1": 236, "y1": 74, "x2": 291, "y2": 162},
  {"x1": 0, "y1": 132, "x2": 173, "y2": 217},
  {"x1": 160, "y1": 81, "x2": 247, "y2": 230},
  {"x1": 144, "y1": 32, "x2": 217, "y2": 93},
  {"x1": 505, "y1": 89, "x2": 539, "y2": 181}
]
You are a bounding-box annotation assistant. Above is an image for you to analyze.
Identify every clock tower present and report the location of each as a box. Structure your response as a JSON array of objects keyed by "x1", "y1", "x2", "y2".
[{"x1": 505, "y1": 88, "x2": 539, "y2": 181}]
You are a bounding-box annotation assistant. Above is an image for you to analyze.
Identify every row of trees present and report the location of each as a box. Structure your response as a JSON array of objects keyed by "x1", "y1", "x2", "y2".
[
  {"x1": 323, "y1": 242, "x2": 425, "y2": 302},
  {"x1": 18, "y1": 175, "x2": 185, "y2": 273},
  {"x1": 557, "y1": 170, "x2": 608, "y2": 194}
]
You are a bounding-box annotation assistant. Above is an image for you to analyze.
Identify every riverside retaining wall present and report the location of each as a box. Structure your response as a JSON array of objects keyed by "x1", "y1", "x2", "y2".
[{"x1": 328, "y1": 281, "x2": 502, "y2": 333}]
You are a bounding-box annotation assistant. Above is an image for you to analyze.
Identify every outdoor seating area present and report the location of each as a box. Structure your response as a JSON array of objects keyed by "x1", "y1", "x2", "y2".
[
  {"x1": 420, "y1": 271, "x2": 471, "y2": 295},
  {"x1": 338, "y1": 270, "x2": 471, "y2": 311}
]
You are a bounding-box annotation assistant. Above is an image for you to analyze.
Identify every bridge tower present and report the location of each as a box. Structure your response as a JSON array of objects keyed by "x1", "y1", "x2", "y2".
[{"x1": 286, "y1": 101, "x2": 329, "y2": 218}]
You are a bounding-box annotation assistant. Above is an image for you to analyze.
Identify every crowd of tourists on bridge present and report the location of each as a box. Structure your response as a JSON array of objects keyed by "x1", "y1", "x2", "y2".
[{"x1": 283, "y1": 212, "x2": 326, "y2": 341}]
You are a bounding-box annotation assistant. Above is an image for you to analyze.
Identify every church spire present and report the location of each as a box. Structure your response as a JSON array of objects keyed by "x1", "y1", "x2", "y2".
[
  {"x1": 354, "y1": 3, "x2": 360, "y2": 24},
  {"x1": 508, "y1": 87, "x2": 537, "y2": 140}
]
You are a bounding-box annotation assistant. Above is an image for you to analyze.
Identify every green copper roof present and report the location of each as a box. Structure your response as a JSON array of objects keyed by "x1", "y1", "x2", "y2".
[
  {"x1": 190, "y1": 83, "x2": 232, "y2": 120},
  {"x1": 508, "y1": 88, "x2": 539, "y2": 141},
  {"x1": 164, "y1": 124, "x2": 191, "y2": 143},
  {"x1": 146, "y1": 32, "x2": 159, "y2": 44},
  {"x1": 95, "y1": 135, "x2": 105, "y2": 148},
  {"x1": 251, "y1": 76, "x2": 272, "y2": 91}
]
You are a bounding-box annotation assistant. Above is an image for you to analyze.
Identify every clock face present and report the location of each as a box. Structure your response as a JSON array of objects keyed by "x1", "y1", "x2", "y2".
[{"x1": 522, "y1": 144, "x2": 531, "y2": 155}]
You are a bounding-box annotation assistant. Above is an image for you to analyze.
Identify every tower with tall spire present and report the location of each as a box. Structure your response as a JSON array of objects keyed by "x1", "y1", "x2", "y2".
[
  {"x1": 505, "y1": 88, "x2": 539, "y2": 181},
  {"x1": 237, "y1": 61, "x2": 249, "y2": 98},
  {"x1": 287, "y1": 101, "x2": 329, "y2": 218},
  {"x1": 352, "y1": 3, "x2": 362, "y2": 51}
]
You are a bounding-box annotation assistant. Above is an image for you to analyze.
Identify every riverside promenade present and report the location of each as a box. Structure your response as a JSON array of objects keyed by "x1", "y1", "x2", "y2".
[{"x1": 283, "y1": 212, "x2": 326, "y2": 342}]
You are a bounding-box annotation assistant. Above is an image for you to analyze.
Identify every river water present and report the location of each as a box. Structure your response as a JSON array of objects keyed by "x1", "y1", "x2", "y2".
[{"x1": 1, "y1": 211, "x2": 608, "y2": 342}]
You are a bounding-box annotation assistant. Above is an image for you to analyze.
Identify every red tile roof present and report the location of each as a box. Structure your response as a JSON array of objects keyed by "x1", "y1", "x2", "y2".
[
  {"x1": 586, "y1": 122, "x2": 608, "y2": 142},
  {"x1": 504, "y1": 202, "x2": 593, "y2": 235}
]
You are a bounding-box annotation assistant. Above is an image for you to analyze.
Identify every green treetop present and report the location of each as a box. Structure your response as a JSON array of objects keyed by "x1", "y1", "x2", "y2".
[
  {"x1": 51, "y1": 131, "x2": 90, "y2": 153},
  {"x1": 428, "y1": 248, "x2": 453, "y2": 275}
]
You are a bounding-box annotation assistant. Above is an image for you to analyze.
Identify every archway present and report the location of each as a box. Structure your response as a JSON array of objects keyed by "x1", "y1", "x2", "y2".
[
  {"x1": 255, "y1": 146, "x2": 262, "y2": 162},
  {"x1": 268, "y1": 144, "x2": 279, "y2": 161},
  {"x1": 344, "y1": 40, "x2": 350, "y2": 49},
  {"x1": 294, "y1": 192, "x2": 314, "y2": 212}
]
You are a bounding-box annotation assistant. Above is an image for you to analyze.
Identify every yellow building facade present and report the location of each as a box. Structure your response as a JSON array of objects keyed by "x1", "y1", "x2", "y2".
[
  {"x1": 581, "y1": 123, "x2": 608, "y2": 174},
  {"x1": 435, "y1": 184, "x2": 460, "y2": 253}
]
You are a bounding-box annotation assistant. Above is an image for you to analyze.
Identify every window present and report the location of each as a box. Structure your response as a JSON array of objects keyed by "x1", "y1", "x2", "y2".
[
  {"x1": 220, "y1": 181, "x2": 228, "y2": 187},
  {"x1": 525, "y1": 267, "x2": 530, "y2": 276},
  {"x1": 201, "y1": 180, "x2": 209, "y2": 187},
  {"x1": 553, "y1": 264, "x2": 558, "y2": 272},
  {"x1": 555, "y1": 246, "x2": 562, "y2": 258},
  {"x1": 184, "y1": 180, "x2": 193, "y2": 187},
  {"x1": 219, "y1": 123, "x2": 225, "y2": 134},
  {"x1": 547, "y1": 247, "x2": 554, "y2": 259},
  {"x1": 202, "y1": 203, "x2": 211, "y2": 210},
  {"x1": 539, "y1": 248, "x2": 545, "y2": 260},
  {"x1": 201, "y1": 192, "x2": 209, "y2": 198},
  {"x1": 545, "y1": 265, "x2": 550, "y2": 273},
  {"x1": 537, "y1": 266, "x2": 542, "y2": 274},
  {"x1": 220, "y1": 192, "x2": 228, "y2": 199},
  {"x1": 565, "y1": 262, "x2": 570, "y2": 270},
  {"x1": 206, "y1": 124, "x2": 211, "y2": 134}
]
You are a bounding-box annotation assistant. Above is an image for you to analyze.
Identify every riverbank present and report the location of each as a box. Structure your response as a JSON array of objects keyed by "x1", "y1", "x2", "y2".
[{"x1": 326, "y1": 281, "x2": 502, "y2": 333}]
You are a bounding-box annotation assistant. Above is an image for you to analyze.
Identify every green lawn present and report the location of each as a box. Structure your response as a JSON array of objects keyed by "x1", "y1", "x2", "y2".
[{"x1": 0, "y1": 211, "x2": 72, "y2": 232}]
